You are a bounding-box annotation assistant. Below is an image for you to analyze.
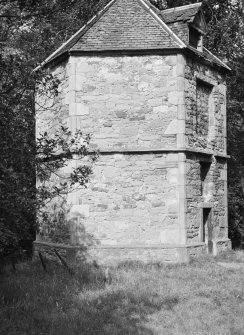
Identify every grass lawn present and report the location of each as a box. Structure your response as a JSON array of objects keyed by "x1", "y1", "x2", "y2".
[{"x1": 0, "y1": 251, "x2": 244, "y2": 335}]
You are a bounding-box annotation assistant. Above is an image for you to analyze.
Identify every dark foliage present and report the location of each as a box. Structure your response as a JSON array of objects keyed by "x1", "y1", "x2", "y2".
[{"x1": 0, "y1": 0, "x2": 100, "y2": 256}]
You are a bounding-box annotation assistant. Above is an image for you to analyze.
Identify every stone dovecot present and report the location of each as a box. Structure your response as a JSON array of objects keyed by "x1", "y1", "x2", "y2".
[{"x1": 36, "y1": 0, "x2": 232, "y2": 263}]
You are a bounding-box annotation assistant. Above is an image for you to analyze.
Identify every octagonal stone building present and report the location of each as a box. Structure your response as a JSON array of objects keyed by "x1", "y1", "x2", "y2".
[{"x1": 36, "y1": 0, "x2": 231, "y2": 263}]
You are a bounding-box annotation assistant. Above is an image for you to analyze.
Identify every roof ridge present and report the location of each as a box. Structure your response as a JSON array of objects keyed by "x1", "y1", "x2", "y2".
[
  {"x1": 162, "y1": 2, "x2": 202, "y2": 13},
  {"x1": 138, "y1": 0, "x2": 186, "y2": 48}
]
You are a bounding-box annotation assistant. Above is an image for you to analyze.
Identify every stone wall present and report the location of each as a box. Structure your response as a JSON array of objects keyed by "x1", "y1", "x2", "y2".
[
  {"x1": 68, "y1": 54, "x2": 185, "y2": 151},
  {"x1": 35, "y1": 53, "x2": 189, "y2": 255},
  {"x1": 184, "y1": 57, "x2": 227, "y2": 154},
  {"x1": 185, "y1": 153, "x2": 228, "y2": 245},
  {"x1": 68, "y1": 153, "x2": 186, "y2": 247},
  {"x1": 88, "y1": 245, "x2": 191, "y2": 265},
  {"x1": 35, "y1": 51, "x2": 230, "y2": 262},
  {"x1": 196, "y1": 80, "x2": 212, "y2": 137}
]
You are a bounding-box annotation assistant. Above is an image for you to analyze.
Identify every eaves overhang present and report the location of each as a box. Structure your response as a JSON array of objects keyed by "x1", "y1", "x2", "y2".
[{"x1": 37, "y1": 46, "x2": 231, "y2": 75}]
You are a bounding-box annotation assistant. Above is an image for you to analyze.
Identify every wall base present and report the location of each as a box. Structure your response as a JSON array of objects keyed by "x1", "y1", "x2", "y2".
[
  {"x1": 34, "y1": 239, "x2": 232, "y2": 266},
  {"x1": 88, "y1": 239, "x2": 232, "y2": 265},
  {"x1": 88, "y1": 243, "x2": 206, "y2": 265}
]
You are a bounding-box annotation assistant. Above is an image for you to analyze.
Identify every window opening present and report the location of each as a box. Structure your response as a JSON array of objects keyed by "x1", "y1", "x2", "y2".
[
  {"x1": 189, "y1": 26, "x2": 203, "y2": 51},
  {"x1": 196, "y1": 80, "x2": 212, "y2": 136},
  {"x1": 200, "y1": 161, "x2": 211, "y2": 196}
]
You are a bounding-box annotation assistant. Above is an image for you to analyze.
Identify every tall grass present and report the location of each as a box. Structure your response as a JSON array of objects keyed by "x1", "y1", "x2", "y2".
[{"x1": 0, "y1": 251, "x2": 244, "y2": 335}]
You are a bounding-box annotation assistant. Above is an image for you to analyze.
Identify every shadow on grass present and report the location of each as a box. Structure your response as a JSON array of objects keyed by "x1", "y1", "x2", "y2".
[
  {"x1": 68, "y1": 289, "x2": 179, "y2": 335},
  {"x1": 0, "y1": 260, "x2": 179, "y2": 335}
]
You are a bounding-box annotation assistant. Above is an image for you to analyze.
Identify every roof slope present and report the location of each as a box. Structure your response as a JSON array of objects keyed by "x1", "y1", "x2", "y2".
[
  {"x1": 160, "y1": 3, "x2": 202, "y2": 24},
  {"x1": 38, "y1": 0, "x2": 184, "y2": 67},
  {"x1": 202, "y1": 47, "x2": 231, "y2": 71},
  {"x1": 72, "y1": 0, "x2": 182, "y2": 51},
  {"x1": 36, "y1": 0, "x2": 230, "y2": 72}
]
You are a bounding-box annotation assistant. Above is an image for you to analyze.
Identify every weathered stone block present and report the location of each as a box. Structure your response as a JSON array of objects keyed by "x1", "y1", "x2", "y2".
[
  {"x1": 69, "y1": 204, "x2": 90, "y2": 218},
  {"x1": 165, "y1": 119, "x2": 178, "y2": 134},
  {"x1": 177, "y1": 120, "x2": 185, "y2": 134},
  {"x1": 160, "y1": 228, "x2": 183, "y2": 244},
  {"x1": 166, "y1": 153, "x2": 178, "y2": 162},
  {"x1": 168, "y1": 92, "x2": 179, "y2": 105},
  {"x1": 165, "y1": 55, "x2": 177, "y2": 66},
  {"x1": 69, "y1": 103, "x2": 89, "y2": 116}
]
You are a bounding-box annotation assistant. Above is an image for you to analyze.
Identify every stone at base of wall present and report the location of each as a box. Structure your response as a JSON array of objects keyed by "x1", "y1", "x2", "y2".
[
  {"x1": 88, "y1": 240, "x2": 232, "y2": 265},
  {"x1": 33, "y1": 239, "x2": 232, "y2": 266},
  {"x1": 88, "y1": 243, "x2": 203, "y2": 265}
]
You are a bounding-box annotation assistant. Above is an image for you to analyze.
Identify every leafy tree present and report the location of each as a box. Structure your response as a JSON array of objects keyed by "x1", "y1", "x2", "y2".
[{"x1": 0, "y1": 0, "x2": 101, "y2": 256}]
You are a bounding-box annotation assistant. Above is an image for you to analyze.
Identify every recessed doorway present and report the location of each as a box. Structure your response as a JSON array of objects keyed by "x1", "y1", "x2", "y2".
[{"x1": 202, "y1": 208, "x2": 213, "y2": 254}]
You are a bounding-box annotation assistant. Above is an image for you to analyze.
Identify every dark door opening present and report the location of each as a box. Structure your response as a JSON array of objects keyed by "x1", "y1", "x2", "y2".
[
  {"x1": 200, "y1": 161, "x2": 211, "y2": 196},
  {"x1": 202, "y1": 208, "x2": 213, "y2": 254}
]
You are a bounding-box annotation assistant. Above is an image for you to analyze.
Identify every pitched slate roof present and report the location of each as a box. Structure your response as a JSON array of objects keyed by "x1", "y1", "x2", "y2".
[
  {"x1": 36, "y1": 0, "x2": 185, "y2": 69},
  {"x1": 160, "y1": 2, "x2": 202, "y2": 24},
  {"x1": 35, "y1": 0, "x2": 230, "y2": 72},
  {"x1": 202, "y1": 47, "x2": 231, "y2": 70},
  {"x1": 71, "y1": 0, "x2": 183, "y2": 51}
]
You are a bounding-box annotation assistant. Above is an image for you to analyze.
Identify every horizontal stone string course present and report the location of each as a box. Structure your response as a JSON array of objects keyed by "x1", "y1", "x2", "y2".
[{"x1": 96, "y1": 149, "x2": 230, "y2": 159}]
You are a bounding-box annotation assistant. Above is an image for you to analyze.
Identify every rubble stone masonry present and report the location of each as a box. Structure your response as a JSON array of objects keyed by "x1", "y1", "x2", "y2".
[
  {"x1": 36, "y1": 52, "x2": 231, "y2": 264},
  {"x1": 184, "y1": 57, "x2": 227, "y2": 154},
  {"x1": 67, "y1": 54, "x2": 185, "y2": 150}
]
